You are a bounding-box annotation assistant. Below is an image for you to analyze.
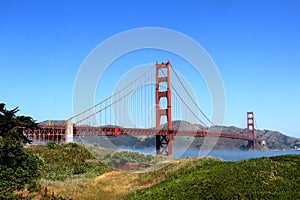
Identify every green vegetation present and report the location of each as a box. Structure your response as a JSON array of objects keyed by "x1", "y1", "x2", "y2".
[
  {"x1": 2, "y1": 139, "x2": 300, "y2": 199},
  {"x1": 0, "y1": 131, "x2": 42, "y2": 193},
  {"x1": 0, "y1": 103, "x2": 42, "y2": 197},
  {"x1": 25, "y1": 144, "x2": 169, "y2": 199},
  {"x1": 26, "y1": 143, "x2": 110, "y2": 181},
  {"x1": 0, "y1": 103, "x2": 37, "y2": 144},
  {"x1": 1, "y1": 103, "x2": 299, "y2": 199},
  {"x1": 22, "y1": 145, "x2": 300, "y2": 200},
  {"x1": 85, "y1": 145, "x2": 169, "y2": 170},
  {"x1": 126, "y1": 155, "x2": 300, "y2": 200}
]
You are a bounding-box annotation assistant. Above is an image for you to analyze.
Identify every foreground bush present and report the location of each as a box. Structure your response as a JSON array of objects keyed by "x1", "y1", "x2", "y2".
[
  {"x1": 26, "y1": 143, "x2": 110, "y2": 181},
  {"x1": 0, "y1": 131, "x2": 43, "y2": 192}
]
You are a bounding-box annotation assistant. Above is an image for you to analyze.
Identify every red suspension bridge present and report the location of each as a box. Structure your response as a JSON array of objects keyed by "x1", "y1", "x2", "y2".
[{"x1": 23, "y1": 61, "x2": 259, "y2": 156}]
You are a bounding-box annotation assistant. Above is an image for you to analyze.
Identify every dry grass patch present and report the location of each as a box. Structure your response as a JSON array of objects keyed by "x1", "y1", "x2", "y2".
[{"x1": 36, "y1": 159, "x2": 186, "y2": 199}]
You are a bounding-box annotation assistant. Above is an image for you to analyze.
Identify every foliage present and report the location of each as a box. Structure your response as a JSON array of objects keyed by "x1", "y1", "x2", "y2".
[
  {"x1": 125, "y1": 155, "x2": 300, "y2": 200},
  {"x1": 0, "y1": 129, "x2": 43, "y2": 192},
  {"x1": 9, "y1": 144, "x2": 299, "y2": 200},
  {"x1": 0, "y1": 103, "x2": 37, "y2": 144},
  {"x1": 86, "y1": 145, "x2": 169, "y2": 170},
  {"x1": 47, "y1": 141, "x2": 60, "y2": 149},
  {"x1": 26, "y1": 143, "x2": 110, "y2": 181},
  {"x1": 0, "y1": 103, "x2": 42, "y2": 195}
]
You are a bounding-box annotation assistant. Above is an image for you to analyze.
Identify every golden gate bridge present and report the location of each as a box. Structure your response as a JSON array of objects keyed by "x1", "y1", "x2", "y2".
[{"x1": 23, "y1": 61, "x2": 259, "y2": 156}]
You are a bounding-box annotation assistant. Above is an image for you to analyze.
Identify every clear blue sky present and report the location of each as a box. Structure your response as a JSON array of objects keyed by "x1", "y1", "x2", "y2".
[{"x1": 1, "y1": 0, "x2": 299, "y2": 137}]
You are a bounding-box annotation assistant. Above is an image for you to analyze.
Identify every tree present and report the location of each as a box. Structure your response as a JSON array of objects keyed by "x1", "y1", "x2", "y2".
[
  {"x1": 0, "y1": 103, "x2": 37, "y2": 144},
  {"x1": 0, "y1": 131, "x2": 43, "y2": 192},
  {"x1": 0, "y1": 103, "x2": 42, "y2": 193}
]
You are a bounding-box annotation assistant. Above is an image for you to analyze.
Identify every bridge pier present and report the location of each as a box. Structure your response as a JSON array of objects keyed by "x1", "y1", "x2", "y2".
[
  {"x1": 246, "y1": 140, "x2": 256, "y2": 150},
  {"x1": 66, "y1": 120, "x2": 73, "y2": 143}
]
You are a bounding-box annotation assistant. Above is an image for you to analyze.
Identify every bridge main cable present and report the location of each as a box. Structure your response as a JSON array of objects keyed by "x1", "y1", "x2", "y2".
[
  {"x1": 74, "y1": 70, "x2": 156, "y2": 125},
  {"x1": 159, "y1": 65, "x2": 208, "y2": 128},
  {"x1": 170, "y1": 64, "x2": 215, "y2": 127},
  {"x1": 64, "y1": 64, "x2": 156, "y2": 125}
]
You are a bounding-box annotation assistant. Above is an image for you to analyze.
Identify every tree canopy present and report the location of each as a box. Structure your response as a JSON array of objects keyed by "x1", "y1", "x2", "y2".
[
  {"x1": 0, "y1": 103, "x2": 37, "y2": 144},
  {"x1": 0, "y1": 103, "x2": 42, "y2": 194}
]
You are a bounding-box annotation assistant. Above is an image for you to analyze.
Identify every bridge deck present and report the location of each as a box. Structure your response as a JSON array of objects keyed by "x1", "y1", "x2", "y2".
[{"x1": 23, "y1": 125, "x2": 260, "y2": 143}]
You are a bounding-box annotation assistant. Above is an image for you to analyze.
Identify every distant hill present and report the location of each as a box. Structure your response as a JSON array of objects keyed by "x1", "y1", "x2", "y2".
[
  {"x1": 164, "y1": 121, "x2": 300, "y2": 150},
  {"x1": 256, "y1": 129, "x2": 300, "y2": 150},
  {"x1": 39, "y1": 120, "x2": 66, "y2": 126},
  {"x1": 206, "y1": 125, "x2": 300, "y2": 150},
  {"x1": 39, "y1": 120, "x2": 300, "y2": 150}
]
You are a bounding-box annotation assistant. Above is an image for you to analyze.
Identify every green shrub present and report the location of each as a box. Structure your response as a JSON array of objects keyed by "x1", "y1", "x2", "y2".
[
  {"x1": 47, "y1": 142, "x2": 60, "y2": 149},
  {"x1": 0, "y1": 131, "x2": 43, "y2": 192},
  {"x1": 26, "y1": 143, "x2": 110, "y2": 181},
  {"x1": 87, "y1": 147, "x2": 169, "y2": 169}
]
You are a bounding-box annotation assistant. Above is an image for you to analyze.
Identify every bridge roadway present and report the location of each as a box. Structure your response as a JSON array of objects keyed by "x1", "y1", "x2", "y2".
[
  {"x1": 23, "y1": 125, "x2": 260, "y2": 144},
  {"x1": 75, "y1": 126, "x2": 259, "y2": 141}
]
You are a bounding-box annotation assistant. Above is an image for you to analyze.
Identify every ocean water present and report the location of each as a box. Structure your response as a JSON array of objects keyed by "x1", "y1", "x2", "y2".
[
  {"x1": 116, "y1": 147, "x2": 300, "y2": 161},
  {"x1": 178, "y1": 148, "x2": 300, "y2": 161},
  {"x1": 76, "y1": 136, "x2": 300, "y2": 161}
]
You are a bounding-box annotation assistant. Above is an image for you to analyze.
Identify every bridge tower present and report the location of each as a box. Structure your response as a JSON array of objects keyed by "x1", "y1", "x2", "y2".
[
  {"x1": 156, "y1": 61, "x2": 172, "y2": 157},
  {"x1": 247, "y1": 111, "x2": 256, "y2": 149}
]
